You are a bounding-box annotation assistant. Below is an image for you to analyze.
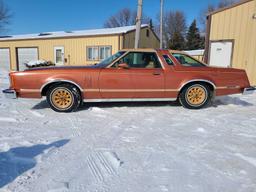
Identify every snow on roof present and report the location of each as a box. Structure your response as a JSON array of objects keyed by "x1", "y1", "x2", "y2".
[
  {"x1": 0, "y1": 24, "x2": 149, "y2": 41},
  {"x1": 184, "y1": 49, "x2": 204, "y2": 56}
]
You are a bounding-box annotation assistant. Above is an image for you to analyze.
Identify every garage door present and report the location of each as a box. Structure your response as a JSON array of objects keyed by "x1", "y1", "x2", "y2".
[
  {"x1": 17, "y1": 48, "x2": 38, "y2": 71},
  {"x1": 0, "y1": 48, "x2": 10, "y2": 71}
]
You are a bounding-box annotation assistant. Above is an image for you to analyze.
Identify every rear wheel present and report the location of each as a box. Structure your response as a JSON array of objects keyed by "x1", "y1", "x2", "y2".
[
  {"x1": 46, "y1": 83, "x2": 81, "y2": 112},
  {"x1": 179, "y1": 83, "x2": 211, "y2": 109}
]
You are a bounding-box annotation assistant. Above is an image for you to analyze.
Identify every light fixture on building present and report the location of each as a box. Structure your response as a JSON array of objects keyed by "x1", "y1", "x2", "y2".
[{"x1": 253, "y1": 13, "x2": 256, "y2": 19}]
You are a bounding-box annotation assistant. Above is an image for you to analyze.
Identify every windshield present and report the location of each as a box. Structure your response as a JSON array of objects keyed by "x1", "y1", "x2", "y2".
[{"x1": 94, "y1": 51, "x2": 126, "y2": 68}]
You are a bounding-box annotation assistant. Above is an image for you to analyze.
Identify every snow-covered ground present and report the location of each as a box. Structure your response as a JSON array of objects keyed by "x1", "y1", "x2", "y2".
[{"x1": 0, "y1": 68, "x2": 256, "y2": 192}]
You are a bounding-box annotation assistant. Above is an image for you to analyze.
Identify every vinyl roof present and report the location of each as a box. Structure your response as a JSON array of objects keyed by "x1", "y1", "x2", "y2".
[{"x1": 0, "y1": 24, "x2": 148, "y2": 41}]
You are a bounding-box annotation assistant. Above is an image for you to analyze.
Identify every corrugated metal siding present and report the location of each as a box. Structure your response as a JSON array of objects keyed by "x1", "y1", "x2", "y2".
[
  {"x1": 123, "y1": 28, "x2": 160, "y2": 49},
  {"x1": 0, "y1": 35, "x2": 120, "y2": 70},
  {"x1": 210, "y1": 0, "x2": 256, "y2": 84}
]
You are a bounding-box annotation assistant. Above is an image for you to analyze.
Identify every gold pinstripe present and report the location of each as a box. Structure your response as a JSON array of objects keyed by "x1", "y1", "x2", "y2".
[
  {"x1": 19, "y1": 86, "x2": 240, "y2": 94},
  {"x1": 83, "y1": 89, "x2": 178, "y2": 92}
]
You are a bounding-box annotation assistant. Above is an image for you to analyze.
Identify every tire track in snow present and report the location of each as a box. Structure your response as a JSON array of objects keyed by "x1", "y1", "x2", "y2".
[
  {"x1": 235, "y1": 153, "x2": 256, "y2": 167},
  {"x1": 0, "y1": 117, "x2": 17, "y2": 123},
  {"x1": 87, "y1": 151, "x2": 121, "y2": 183},
  {"x1": 30, "y1": 110, "x2": 45, "y2": 118},
  {"x1": 87, "y1": 154, "x2": 105, "y2": 182},
  {"x1": 97, "y1": 152, "x2": 116, "y2": 175}
]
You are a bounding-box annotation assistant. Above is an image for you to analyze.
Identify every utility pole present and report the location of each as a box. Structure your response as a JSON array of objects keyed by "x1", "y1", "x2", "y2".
[
  {"x1": 135, "y1": 0, "x2": 143, "y2": 49},
  {"x1": 160, "y1": 0, "x2": 164, "y2": 49}
]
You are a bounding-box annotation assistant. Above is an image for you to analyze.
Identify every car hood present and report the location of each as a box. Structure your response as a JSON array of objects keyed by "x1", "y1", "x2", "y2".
[{"x1": 24, "y1": 65, "x2": 101, "y2": 71}]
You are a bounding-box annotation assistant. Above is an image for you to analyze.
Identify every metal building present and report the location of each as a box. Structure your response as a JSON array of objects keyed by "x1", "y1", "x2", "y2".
[
  {"x1": 205, "y1": 0, "x2": 256, "y2": 85},
  {"x1": 0, "y1": 25, "x2": 159, "y2": 71}
]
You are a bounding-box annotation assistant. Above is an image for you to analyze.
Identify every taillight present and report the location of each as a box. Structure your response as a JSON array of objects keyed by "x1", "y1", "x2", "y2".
[{"x1": 9, "y1": 73, "x2": 15, "y2": 88}]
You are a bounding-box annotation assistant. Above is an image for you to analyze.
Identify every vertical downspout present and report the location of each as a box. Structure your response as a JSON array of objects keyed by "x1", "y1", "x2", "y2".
[
  {"x1": 118, "y1": 35, "x2": 121, "y2": 51},
  {"x1": 122, "y1": 33, "x2": 125, "y2": 49},
  {"x1": 204, "y1": 14, "x2": 212, "y2": 64}
]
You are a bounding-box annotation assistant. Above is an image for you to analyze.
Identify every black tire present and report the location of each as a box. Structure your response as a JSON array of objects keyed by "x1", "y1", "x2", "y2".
[
  {"x1": 179, "y1": 83, "x2": 212, "y2": 109},
  {"x1": 46, "y1": 83, "x2": 81, "y2": 112}
]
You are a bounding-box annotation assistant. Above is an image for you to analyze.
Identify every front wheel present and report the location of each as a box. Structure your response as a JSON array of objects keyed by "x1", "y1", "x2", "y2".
[
  {"x1": 179, "y1": 83, "x2": 212, "y2": 109},
  {"x1": 46, "y1": 83, "x2": 81, "y2": 112}
]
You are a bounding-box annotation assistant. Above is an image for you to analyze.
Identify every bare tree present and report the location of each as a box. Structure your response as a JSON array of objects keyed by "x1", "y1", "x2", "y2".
[
  {"x1": 199, "y1": 4, "x2": 215, "y2": 32},
  {"x1": 218, "y1": 0, "x2": 238, "y2": 8},
  {"x1": 199, "y1": 0, "x2": 238, "y2": 32},
  {"x1": 0, "y1": 0, "x2": 11, "y2": 33},
  {"x1": 104, "y1": 8, "x2": 150, "y2": 28},
  {"x1": 163, "y1": 11, "x2": 187, "y2": 49}
]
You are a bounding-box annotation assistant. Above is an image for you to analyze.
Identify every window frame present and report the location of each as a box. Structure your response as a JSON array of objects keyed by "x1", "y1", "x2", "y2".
[
  {"x1": 162, "y1": 54, "x2": 174, "y2": 66},
  {"x1": 146, "y1": 29, "x2": 150, "y2": 37},
  {"x1": 109, "y1": 51, "x2": 164, "y2": 69},
  {"x1": 172, "y1": 53, "x2": 206, "y2": 67},
  {"x1": 99, "y1": 46, "x2": 112, "y2": 60},
  {"x1": 86, "y1": 45, "x2": 112, "y2": 61}
]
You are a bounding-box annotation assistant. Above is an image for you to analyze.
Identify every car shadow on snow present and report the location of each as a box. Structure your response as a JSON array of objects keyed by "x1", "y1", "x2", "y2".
[
  {"x1": 80, "y1": 101, "x2": 182, "y2": 110},
  {"x1": 32, "y1": 100, "x2": 50, "y2": 110},
  {"x1": 212, "y1": 96, "x2": 253, "y2": 107},
  {"x1": 31, "y1": 95, "x2": 253, "y2": 111},
  {"x1": 0, "y1": 139, "x2": 69, "y2": 188},
  {"x1": 32, "y1": 100, "x2": 181, "y2": 111}
]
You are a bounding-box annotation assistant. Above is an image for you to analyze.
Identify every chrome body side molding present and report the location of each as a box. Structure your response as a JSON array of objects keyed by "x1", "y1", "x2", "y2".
[
  {"x1": 2, "y1": 89, "x2": 17, "y2": 99},
  {"x1": 179, "y1": 79, "x2": 216, "y2": 91},
  {"x1": 83, "y1": 98, "x2": 177, "y2": 103},
  {"x1": 243, "y1": 86, "x2": 256, "y2": 95},
  {"x1": 40, "y1": 79, "x2": 84, "y2": 93}
]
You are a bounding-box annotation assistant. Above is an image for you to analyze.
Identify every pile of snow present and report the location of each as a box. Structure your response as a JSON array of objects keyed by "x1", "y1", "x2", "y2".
[{"x1": 25, "y1": 60, "x2": 54, "y2": 68}]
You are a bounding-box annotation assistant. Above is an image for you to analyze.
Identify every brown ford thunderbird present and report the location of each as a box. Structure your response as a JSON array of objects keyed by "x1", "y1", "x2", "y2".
[{"x1": 3, "y1": 49, "x2": 255, "y2": 112}]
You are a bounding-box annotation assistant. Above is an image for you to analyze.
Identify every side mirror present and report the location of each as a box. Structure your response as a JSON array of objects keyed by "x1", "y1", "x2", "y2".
[{"x1": 118, "y1": 63, "x2": 129, "y2": 69}]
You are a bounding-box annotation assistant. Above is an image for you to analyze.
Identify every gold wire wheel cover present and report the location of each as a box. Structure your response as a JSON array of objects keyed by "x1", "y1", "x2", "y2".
[
  {"x1": 186, "y1": 85, "x2": 207, "y2": 106},
  {"x1": 51, "y1": 88, "x2": 74, "y2": 110}
]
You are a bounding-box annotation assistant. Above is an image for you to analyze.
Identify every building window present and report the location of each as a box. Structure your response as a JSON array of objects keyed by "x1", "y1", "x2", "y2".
[
  {"x1": 87, "y1": 46, "x2": 99, "y2": 61},
  {"x1": 99, "y1": 46, "x2": 111, "y2": 60},
  {"x1": 87, "y1": 46, "x2": 111, "y2": 61},
  {"x1": 146, "y1": 29, "x2": 150, "y2": 37}
]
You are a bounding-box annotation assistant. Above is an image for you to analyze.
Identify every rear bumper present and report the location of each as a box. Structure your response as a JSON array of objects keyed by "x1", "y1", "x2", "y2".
[
  {"x1": 2, "y1": 89, "x2": 17, "y2": 99},
  {"x1": 243, "y1": 86, "x2": 256, "y2": 95}
]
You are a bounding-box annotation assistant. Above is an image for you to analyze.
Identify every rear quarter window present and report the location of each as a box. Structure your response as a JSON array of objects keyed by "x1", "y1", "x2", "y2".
[
  {"x1": 172, "y1": 53, "x2": 205, "y2": 67},
  {"x1": 163, "y1": 55, "x2": 174, "y2": 65}
]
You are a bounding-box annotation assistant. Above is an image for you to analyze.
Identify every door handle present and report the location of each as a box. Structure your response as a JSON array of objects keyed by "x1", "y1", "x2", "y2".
[{"x1": 153, "y1": 72, "x2": 161, "y2": 75}]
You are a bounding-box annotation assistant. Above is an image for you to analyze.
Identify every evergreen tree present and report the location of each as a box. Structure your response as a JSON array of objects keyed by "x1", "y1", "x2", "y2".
[
  {"x1": 186, "y1": 20, "x2": 204, "y2": 50},
  {"x1": 149, "y1": 19, "x2": 154, "y2": 30},
  {"x1": 169, "y1": 31, "x2": 185, "y2": 50}
]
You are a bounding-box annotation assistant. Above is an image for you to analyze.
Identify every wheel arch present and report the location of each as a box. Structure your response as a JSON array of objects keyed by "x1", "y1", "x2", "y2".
[
  {"x1": 178, "y1": 79, "x2": 216, "y2": 95},
  {"x1": 41, "y1": 80, "x2": 83, "y2": 97}
]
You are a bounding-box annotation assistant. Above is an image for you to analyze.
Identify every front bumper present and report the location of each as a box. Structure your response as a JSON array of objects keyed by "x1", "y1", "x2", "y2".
[
  {"x1": 243, "y1": 86, "x2": 256, "y2": 95},
  {"x1": 2, "y1": 89, "x2": 17, "y2": 99}
]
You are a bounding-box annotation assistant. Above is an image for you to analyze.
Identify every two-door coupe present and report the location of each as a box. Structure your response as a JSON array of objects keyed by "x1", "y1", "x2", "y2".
[{"x1": 3, "y1": 49, "x2": 255, "y2": 112}]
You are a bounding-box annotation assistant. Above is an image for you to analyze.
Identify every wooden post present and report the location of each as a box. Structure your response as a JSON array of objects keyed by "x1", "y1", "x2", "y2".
[
  {"x1": 160, "y1": 0, "x2": 164, "y2": 49},
  {"x1": 135, "y1": 0, "x2": 143, "y2": 49}
]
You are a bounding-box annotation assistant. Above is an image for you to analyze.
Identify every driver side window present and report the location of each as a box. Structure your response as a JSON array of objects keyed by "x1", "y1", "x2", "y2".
[{"x1": 113, "y1": 52, "x2": 161, "y2": 68}]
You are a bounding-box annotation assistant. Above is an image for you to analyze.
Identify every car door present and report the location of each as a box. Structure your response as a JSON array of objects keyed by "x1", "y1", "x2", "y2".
[
  {"x1": 98, "y1": 67, "x2": 133, "y2": 98},
  {"x1": 116, "y1": 51, "x2": 165, "y2": 98}
]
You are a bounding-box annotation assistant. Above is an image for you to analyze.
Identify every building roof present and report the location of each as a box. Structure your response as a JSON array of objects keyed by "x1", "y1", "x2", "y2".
[
  {"x1": 0, "y1": 24, "x2": 149, "y2": 41},
  {"x1": 208, "y1": 0, "x2": 254, "y2": 16}
]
